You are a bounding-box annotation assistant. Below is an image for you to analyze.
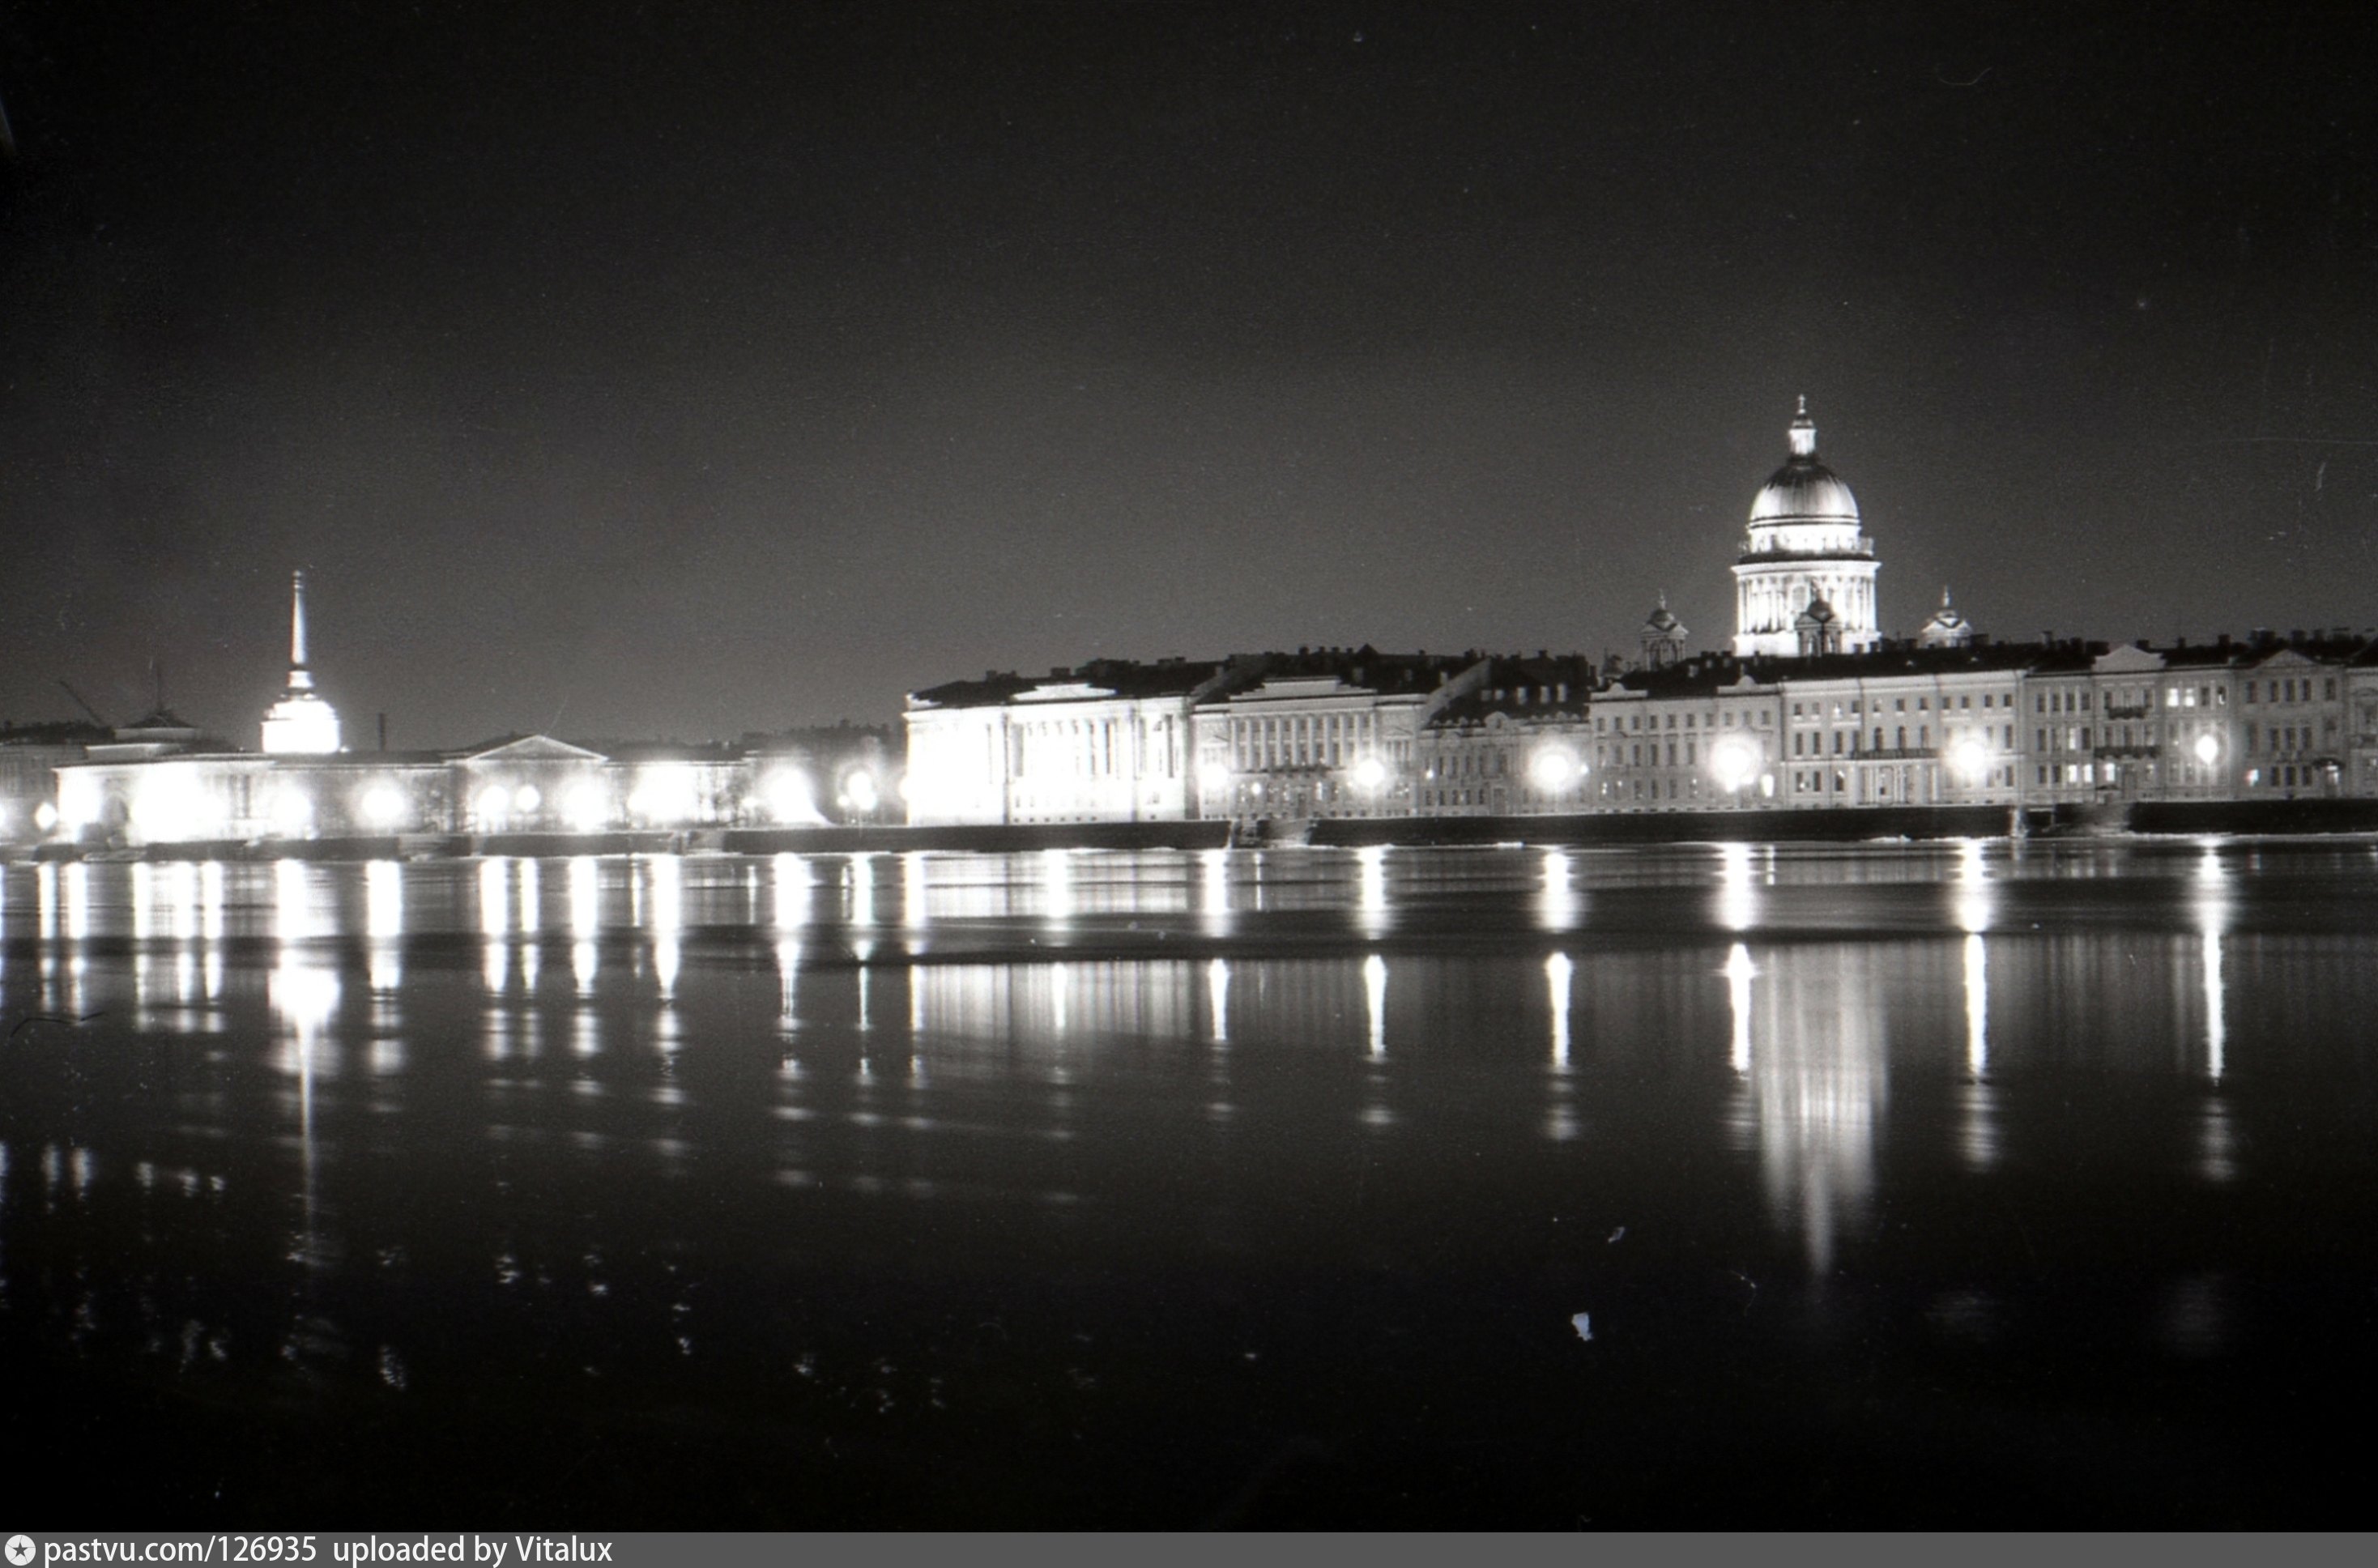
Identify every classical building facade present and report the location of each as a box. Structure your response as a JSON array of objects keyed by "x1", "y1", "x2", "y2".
[
  {"x1": 897, "y1": 404, "x2": 2378, "y2": 829},
  {"x1": 1732, "y1": 400, "x2": 1882, "y2": 659}
]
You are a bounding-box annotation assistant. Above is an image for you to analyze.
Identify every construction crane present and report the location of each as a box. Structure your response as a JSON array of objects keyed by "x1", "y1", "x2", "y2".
[{"x1": 55, "y1": 680, "x2": 111, "y2": 729}]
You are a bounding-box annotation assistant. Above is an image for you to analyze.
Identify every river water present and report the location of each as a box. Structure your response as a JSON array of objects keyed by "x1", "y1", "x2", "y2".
[{"x1": 3, "y1": 840, "x2": 2376, "y2": 1526}]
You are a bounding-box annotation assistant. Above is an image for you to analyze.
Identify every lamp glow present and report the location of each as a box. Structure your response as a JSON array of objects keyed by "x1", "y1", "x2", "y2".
[
  {"x1": 1529, "y1": 748, "x2": 1579, "y2": 790},
  {"x1": 763, "y1": 769, "x2": 819, "y2": 824},
  {"x1": 513, "y1": 784, "x2": 541, "y2": 814},
  {"x1": 360, "y1": 784, "x2": 407, "y2": 828},
  {"x1": 842, "y1": 769, "x2": 880, "y2": 815},
  {"x1": 629, "y1": 765, "x2": 700, "y2": 825},
  {"x1": 1948, "y1": 735, "x2": 1992, "y2": 782},
  {"x1": 2193, "y1": 733, "x2": 2222, "y2": 766},
  {"x1": 269, "y1": 789, "x2": 314, "y2": 836},
  {"x1": 1711, "y1": 735, "x2": 1760, "y2": 791},
  {"x1": 33, "y1": 802, "x2": 58, "y2": 832},
  {"x1": 564, "y1": 783, "x2": 609, "y2": 832},
  {"x1": 1350, "y1": 756, "x2": 1388, "y2": 795},
  {"x1": 476, "y1": 786, "x2": 511, "y2": 826}
]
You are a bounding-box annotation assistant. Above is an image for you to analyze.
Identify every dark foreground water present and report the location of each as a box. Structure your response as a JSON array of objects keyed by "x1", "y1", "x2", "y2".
[{"x1": 4, "y1": 839, "x2": 2377, "y2": 1527}]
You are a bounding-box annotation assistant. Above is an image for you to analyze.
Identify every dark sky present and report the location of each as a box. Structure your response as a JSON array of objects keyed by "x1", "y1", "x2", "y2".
[{"x1": 5, "y1": 2, "x2": 2378, "y2": 746}]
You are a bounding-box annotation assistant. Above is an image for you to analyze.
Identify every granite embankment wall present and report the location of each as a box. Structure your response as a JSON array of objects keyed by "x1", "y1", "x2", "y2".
[{"x1": 23, "y1": 798, "x2": 2378, "y2": 863}]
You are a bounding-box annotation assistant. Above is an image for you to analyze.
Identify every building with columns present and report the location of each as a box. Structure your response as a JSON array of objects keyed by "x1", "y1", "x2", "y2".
[{"x1": 1732, "y1": 400, "x2": 1881, "y2": 659}]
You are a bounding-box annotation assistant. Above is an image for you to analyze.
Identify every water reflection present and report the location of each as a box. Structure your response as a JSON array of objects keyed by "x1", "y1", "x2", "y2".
[
  {"x1": 1540, "y1": 849, "x2": 1579, "y2": 932},
  {"x1": 1954, "y1": 838, "x2": 1993, "y2": 935},
  {"x1": 773, "y1": 853, "x2": 811, "y2": 932},
  {"x1": 1715, "y1": 842, "x2": 1758, "y2": 932},
  {"x1": 649, "y1": 855, "x2": 683, "y2": 1001},
  {"x1": 2195, "y1": 843, "x2": 2228, "y2": 1084},
  {"x1": 1363, "y1": 953, "x2": 1387, "y2": 1059},
  {"x1": 367, "y1": 859, "x2": 404, "y2": 995},
  {"x1": 1546, "y1": 951, "x2": 1573, "y2": 1072},
  {"x1": 1200, "y1": 848, "x2": 1233, "y2": 939},
  {"x1": 12, "y1": 839, "x2": 2373, "y2": 1513},
  {"x1": 1356, "y1": 846, "x2": 1390, "y2": 938},
  {"x1": 1724, "y1": 944, "x2": 1756, "y2": 1076},
  {"x1": 1731, "y1": 944, "x2": 1887, "y2": 1276},
  {"x1": 903, "y1": 852, "x2": 930, "y2": 936},
  {"x1": 1039, "y1": 849, "x2": 1069, "y2": 931}
]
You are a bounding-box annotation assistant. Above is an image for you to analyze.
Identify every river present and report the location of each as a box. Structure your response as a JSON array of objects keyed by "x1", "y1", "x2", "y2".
[{"x1": 4, "y1": 840, "x2": 2376, "y2": 1525}]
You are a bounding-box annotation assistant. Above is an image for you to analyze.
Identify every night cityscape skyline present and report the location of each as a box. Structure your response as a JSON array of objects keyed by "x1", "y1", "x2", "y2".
[{"x1": 5, "y1": 4, "x2": 2377, "y2": 749}]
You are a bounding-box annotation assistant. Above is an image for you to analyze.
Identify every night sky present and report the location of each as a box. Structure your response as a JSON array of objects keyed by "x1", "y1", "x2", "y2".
[{"x1": 5, "y1": 2, "x2": 2377, "y2": 747}]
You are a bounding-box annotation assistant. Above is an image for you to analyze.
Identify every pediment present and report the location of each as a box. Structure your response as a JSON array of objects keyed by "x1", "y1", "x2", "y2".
[
  {"x1": 462, "y1": 734, "x2": 608, "y2": 764},
  {"x1": 2093, "y1": 643, "x2": 2167, "y2": 674},
  {"x1": 1016, "y1": 683, "x2": 1119, "y2": 703},
  {"x1": 2253, "y1": 648, "x2": 2321, "y2": 671}
]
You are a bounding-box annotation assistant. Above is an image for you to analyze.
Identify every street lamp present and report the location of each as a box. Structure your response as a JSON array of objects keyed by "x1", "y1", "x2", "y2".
[{"x1": 1711, "y1": 735, "x2": 1760, "y2": 793}]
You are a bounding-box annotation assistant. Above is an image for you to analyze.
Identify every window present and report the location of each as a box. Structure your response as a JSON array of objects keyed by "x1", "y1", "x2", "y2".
[
  {"x1": 2246, "y1": 682, "x2": 2257, "y2": 704},
  {"x1": 2327, "y1": 678, "x2": 2338, "y2": 700}
]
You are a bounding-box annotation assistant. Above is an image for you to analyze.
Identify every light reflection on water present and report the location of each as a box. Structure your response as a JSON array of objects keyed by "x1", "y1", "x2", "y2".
[{"x1": 6, "y1": 840, "x2": 2378, "y2": 1523}]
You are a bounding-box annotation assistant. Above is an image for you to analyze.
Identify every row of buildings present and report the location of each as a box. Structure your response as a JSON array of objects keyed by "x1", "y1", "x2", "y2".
[
  {"x1": 0, "y1": 576, "x2": 898, "y2": 849},
  {"x1": 903, "y1": 404, "x2": 2378, "y2": 827},
  {"x1": 6, "y1": 404, "x2": 2371, "y2": 850}
]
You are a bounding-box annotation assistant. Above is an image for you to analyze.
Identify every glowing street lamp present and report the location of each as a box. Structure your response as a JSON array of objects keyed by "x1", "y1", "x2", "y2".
[
  {"x1": 563, "y1": 782, "x2": 610, "y2": 833},
  {"x1": 2193, "y1": 732, "x2": 2222, "y2": 768},
  {"x1": 1349, "y1": 756, "x2": 1389, "y2": 795},
  {"x1": 359, "y1": 783, "x2": 408, "y2": 829},
  {"x1": 475, "y1": 786, "x2": 511, "y2": 829},
  {"x1": 1710, "y1": 735, "x2": 1761, "y2": 793},
  {"x1": 269, "y1": 788, "x2": 315, "y2": 837},
  {"x1": 841, "y1": 768, "x2": 880, "y2": 816},
  {"x1": 763, "y1": 768, "x2": 820, "y2": 824},
  {"x1": 1948, "y1": 735, "x2": 1993, "y2": 784},
  {"x1": 1529, "y1": 748, "x2": 1580, "y2": 792}
]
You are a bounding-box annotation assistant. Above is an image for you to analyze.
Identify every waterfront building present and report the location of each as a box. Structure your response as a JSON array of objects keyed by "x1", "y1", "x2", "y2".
[
  {"x1": 1191, "y1": 649, "x2": 1486, "y2": 826},
  {"x1": 1732, "y1": 401, "x2": 1882, "y2": 659},
  {"x1": 1590, "y1": 658, "x2": 1786, "y2": 810},
  {"x1": 904, "y1": 658, "x2": 1239, "y2": 826},
  {"x1": 1413, "y1": 656, "x2": 1597, "y2": 816},
  {"x1": 0, "y1": 722, "x2": 109, "y2": 843},
  {"x1": 1771, "y1": 647, "x2": 2030, "y2": 809}
]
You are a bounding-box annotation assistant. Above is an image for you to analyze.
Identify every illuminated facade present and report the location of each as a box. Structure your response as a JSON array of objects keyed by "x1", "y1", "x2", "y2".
[
  {"x1": 1732, "y1": 401, "x2": 1881, "y2": 659},
  {"x1": 1191, "y1": 650, "x2": 1489, "y2": 824},
  {"x1": 1413, "y1": 657, "x2": 1596, "y2": 816},
  {"x1": 901, "y1": 398, "x2": 2378, "y2": 824},
  {"x1": 905, "y1": 659, "x2": 1237, "y2": 826}
]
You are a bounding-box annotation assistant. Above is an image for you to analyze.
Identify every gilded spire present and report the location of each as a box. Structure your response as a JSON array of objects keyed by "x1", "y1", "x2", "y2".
[{"x1": 287, "y1": 570, "x2": 314, "y2": 692}]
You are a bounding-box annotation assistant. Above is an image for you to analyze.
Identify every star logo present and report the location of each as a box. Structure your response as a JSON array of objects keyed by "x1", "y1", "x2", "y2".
[{"x1": 5, "y1": 1536, "x2": 35, "y2": 1566}]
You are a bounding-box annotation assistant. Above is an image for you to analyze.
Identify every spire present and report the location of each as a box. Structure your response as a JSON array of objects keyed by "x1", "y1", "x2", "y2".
[
  {"x1": 261, "y1": 567, "x2": 341, "y2": 756},
  {"x1": 1788, "y1": 396, "x2": 1818, "y2": 459},
  {"x1": 287, "y1": 569, "x2": 313, "y2": 691}
]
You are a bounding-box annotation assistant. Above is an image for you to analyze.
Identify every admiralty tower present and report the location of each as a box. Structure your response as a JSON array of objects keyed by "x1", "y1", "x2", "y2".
[{"x1": 1731, "y1": 398, "x2": 1882, "y2": 658}]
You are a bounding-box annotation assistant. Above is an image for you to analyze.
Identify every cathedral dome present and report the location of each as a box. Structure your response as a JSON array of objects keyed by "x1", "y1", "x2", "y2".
[{"x1": 1749, "y1": 401, "x2": 1860, "y2": 526}]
